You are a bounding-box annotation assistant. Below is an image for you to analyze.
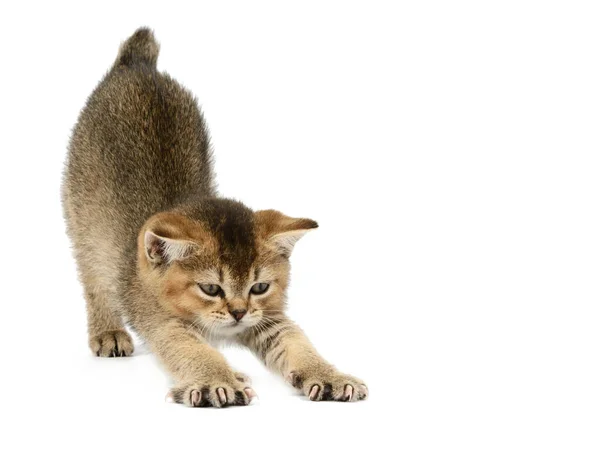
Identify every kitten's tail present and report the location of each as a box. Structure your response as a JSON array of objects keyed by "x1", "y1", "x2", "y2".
[{"x1": 115, "y1": 27, "x2": 160, "y2": 68}]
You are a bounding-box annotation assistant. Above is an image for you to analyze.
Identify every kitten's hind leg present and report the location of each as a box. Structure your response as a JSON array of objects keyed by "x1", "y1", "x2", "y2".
[{"x1": 84, "y1": 284, "x2": 134, "y2": 357}]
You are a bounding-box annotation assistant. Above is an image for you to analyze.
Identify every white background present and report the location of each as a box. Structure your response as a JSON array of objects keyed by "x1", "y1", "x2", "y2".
[{"x1": 1, "y1": 1, "x2": 598, "y2": 458}]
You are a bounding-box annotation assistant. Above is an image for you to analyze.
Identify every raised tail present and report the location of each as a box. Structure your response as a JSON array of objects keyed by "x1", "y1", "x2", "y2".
[{"x1": 115, "y1": 27, "x2": 160, "y2": 68}]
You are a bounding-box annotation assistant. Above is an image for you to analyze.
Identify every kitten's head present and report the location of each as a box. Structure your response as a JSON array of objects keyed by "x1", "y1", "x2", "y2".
[{"x1": 137, "y1": 199, "x2": 317, "y2": 338}]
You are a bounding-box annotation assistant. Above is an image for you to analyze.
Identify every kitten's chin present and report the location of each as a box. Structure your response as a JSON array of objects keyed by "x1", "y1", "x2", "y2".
[
  {"x1": 211, "y1": 322, "x2": 251, "y2": 339},
  {"x1": 195, "y1": 315, "x2": 261, "y2": 341}
]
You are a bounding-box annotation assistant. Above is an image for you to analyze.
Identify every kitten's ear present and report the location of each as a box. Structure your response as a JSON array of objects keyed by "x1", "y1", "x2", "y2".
[
  {"x1": 144, "y1": 231, "x2": 196, "y2": 265},
  {"x1": 255, "y1": 210, "x2": 318, "y2": 256}
]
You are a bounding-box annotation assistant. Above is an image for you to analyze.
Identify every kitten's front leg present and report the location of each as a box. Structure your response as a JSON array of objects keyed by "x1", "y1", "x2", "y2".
[
  {"x1": 142, "y1": 318, "x2": 256, "y2": 407},
  {"x1": 242, "y1": 315, "x2": 368, "y2": 402}
]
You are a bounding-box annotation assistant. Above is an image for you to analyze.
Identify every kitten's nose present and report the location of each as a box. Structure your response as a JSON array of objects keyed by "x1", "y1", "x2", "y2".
[{"x1": 230, "y1": 309, "x2": 247, "y2": 322}]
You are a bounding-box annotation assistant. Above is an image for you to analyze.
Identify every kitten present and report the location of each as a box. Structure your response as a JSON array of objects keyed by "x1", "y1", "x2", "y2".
[{"x1": 62, "y1": 27, "x2": 367, "y2": 407}]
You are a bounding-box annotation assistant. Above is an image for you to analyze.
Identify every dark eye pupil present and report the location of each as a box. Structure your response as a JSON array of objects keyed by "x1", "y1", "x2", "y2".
[
  {"x1": 251, "y1": 283, "x2": 269, "y2": 294},
  {"x1": 199, "y1": 284, "x2": 221, "y2": 296}
]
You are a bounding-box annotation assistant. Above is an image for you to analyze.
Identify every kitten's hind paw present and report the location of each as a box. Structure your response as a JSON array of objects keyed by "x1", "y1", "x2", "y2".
[{"x1": 89, "y1": 329, "x2": 134, "y2": 357}]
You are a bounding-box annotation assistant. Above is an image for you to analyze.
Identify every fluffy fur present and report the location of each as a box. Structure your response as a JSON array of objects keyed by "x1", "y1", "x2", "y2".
[{"x1": 62, "y1": 27, "x2": 367, "y2": 407}]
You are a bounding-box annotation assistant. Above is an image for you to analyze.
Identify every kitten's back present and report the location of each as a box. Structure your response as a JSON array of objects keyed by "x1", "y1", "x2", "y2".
[{"x1": 63, "y1": 28, "x2": 215, "y2": 285}]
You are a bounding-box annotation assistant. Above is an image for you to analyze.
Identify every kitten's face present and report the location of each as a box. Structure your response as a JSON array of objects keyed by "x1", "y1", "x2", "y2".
[
  {"x1": 137, "y1": 201, "x2": 316, "y2": 339},
  {"x1": 156, "y1": 243, "x2": 291, "y2": 339}
]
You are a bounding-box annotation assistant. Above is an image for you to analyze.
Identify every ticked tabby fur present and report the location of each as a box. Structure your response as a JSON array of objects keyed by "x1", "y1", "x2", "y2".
[{"x1": 62, "y1": 27, "x2": 367, "y2": 407}]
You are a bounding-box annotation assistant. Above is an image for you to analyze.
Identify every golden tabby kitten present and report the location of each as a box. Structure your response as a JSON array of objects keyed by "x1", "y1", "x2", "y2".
[{"x1": 62, "y1": 27, "x2": 367, "y2": 407}]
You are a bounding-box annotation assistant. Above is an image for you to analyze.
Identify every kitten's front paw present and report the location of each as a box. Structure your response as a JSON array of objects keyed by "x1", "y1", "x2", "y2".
[
  {"x1": 287, "y1": 368, "x2": 368, "y2": 402},
  {"x1": 170, "y1": 379, "x2": 256, "y2": 408}
]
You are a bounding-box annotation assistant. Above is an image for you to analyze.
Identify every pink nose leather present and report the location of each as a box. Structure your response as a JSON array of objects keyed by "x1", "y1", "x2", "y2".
[{"x1": 231, "y1": 310, "x2": 247, "y2": 321}]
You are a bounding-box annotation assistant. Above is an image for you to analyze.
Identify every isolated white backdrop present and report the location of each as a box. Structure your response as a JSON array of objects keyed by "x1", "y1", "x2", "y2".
[{"x1": 1, "y1": 1, "x2": 599, "y2": 458}]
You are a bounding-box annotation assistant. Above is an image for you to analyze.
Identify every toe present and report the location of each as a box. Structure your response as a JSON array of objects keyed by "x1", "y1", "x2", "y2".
[
  {"x1": 343, "y1": 384, "x2": 354, "y2": 402},
  {"x1": 234, "y1": 372, "x2": 251, "y2": 384},
  {"x1": 99, "y1": 335, "x2": 117, "y2": 357},
  {"x1": 217, "y1": 387, "x2": 227, "y2": 406},
  {"x1": 190, "y1": 389, "x2": 201, "y2": 407},
  {"x1": 358, "y1": 384, "x2": 369, "y2": 400},
  {"x1": 287, "y1": 371, "x2": 304, "y2": 389},
  {"x1": 244, "y1": 387, "x2": 257, "y2": 402},
  {"x1": 308, "y1": 384, "x2": 321, "y2": 401},
  {"x1": 114, "y1": 331, "x2": 134, "y2": 356}
]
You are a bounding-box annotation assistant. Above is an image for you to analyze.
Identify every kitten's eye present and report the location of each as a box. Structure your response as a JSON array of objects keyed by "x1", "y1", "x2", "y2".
[
  {"x1": 199, "y1": 284, "x2": 222, "y2": 296},
  {"x1": 250, "y1": 283, "x2": 270, "y2": 295}
]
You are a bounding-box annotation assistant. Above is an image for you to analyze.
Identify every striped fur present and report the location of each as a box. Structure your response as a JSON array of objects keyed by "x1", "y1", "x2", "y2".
[{"x1": 240, "y1": 314, "x2": 368, "y2": 402}]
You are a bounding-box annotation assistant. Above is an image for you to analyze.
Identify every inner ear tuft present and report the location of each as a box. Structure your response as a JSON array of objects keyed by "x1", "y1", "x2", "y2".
[{"x1": 144, "y1": 230, "x2": 195, "y2": 264}]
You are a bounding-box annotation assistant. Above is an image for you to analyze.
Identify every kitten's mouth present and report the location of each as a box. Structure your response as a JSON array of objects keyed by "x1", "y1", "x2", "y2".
[{"x1": 226, "y1": 320, "x2": 253, "y2": 330}]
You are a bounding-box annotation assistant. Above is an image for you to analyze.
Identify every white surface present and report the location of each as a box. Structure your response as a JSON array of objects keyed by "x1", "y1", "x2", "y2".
[{"x1": 1, "y1": 1, "x2": 599, "y2": 458}]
